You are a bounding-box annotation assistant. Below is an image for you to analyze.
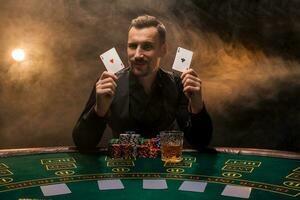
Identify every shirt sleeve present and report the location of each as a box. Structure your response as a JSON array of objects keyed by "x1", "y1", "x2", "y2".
[
  {"x1": 174, "y1": 75, "x2": 213, "y2": 151},
  {"x1": 72, "y1": 83, "x2": 107, "y2": 149}
]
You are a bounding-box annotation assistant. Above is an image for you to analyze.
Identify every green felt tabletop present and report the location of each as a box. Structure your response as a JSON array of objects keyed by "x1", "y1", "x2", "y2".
[{"x1": 0, "y1": 149, "x2": 299, "y2": 200}]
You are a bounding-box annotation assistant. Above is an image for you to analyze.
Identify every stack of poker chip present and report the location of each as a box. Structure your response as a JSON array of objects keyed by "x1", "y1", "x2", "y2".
[
  {"x1": 108, "y1": 132, "x2": 160, "y2": 159},
  {"x1": 129, "y1": 133, "x2": 140, "y2": 158},
  {"x1": 119, "y1": 133, "x2": 132, "y2": 159},
  {"x1": 121, "y1": 144, "x2": 133, "y2": 159},
  {"x1": 119, "y1": 133, "x2": 131, "y2": 144},
  {"x1": 136, "y1": 138, "x2": 160, "y2": 158},
  {"x1": 137, "y1": 145, "x2": 149, "y2": 158},
  {"x1": 137, "y1": 138, "x2": 149, "y2": 158},
  {"x1": 129, "y1": 133, "x2": 140, "y2": 146},
  {"x1": 147, "y1": 138, "x2": 160, "y2": 158},
  {"x1": 108, "y1": 139, "x2": 122, "y2": 158}
]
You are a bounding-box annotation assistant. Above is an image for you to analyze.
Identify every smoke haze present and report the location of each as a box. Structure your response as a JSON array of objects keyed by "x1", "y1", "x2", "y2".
[{"x1": 0, "y1": 0, "x2": 299, "y2": 151}]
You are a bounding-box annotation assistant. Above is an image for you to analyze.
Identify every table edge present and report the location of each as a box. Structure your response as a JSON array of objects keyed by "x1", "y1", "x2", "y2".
[{"x1": 0, "y1": 146, "x2": 299, "y2": 159}]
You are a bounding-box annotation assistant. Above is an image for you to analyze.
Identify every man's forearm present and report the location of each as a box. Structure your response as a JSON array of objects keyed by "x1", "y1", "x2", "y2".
[
  {"x1": 72, "y1": 107, "x2": 107, "y2": 149},
  {"x1": 189, "y1": 106, "x2": 213, "y2": 149},
  {"x1": 181, "y1": 105, "x2": 213, "y2": 150}
]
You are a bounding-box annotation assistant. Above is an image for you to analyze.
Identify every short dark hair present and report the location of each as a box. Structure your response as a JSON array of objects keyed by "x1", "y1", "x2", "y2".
[{"x1": 129, "y1": 15, "x2": 166, "y2": 44}]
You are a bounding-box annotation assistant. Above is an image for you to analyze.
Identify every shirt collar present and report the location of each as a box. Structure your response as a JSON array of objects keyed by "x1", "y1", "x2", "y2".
[{"x1": 129, "y1": 68, "x2": 165, "y2": 91}]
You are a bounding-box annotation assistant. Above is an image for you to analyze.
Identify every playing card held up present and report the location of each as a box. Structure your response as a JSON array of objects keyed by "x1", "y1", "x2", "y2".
[
  {"x1": 100, "y1": 47, "x2": 125, "y2": 74},
  {"x1": 172, "y1": 47, "x2": 193, "y2": 72}
]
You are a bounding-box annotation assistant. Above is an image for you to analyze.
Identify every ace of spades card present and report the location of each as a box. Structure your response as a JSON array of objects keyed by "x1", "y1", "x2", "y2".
[{"x1": 172, "y1": 47, "x2": 193, "y2": 72}]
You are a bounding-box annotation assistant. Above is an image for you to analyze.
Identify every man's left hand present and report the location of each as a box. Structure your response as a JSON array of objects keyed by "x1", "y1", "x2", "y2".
[{"x1": 181, "y1": 69, "x2": 203, "y2": 114}]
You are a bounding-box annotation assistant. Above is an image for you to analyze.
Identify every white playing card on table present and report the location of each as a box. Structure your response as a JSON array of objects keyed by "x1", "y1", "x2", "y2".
[
  {"x1": 143, "y1": 179, "x2": 168, "y2": 189},
  {"x1": 40, "y1": 183, "x2": 71, "y2": 196},
  {"x1": 172, "y1": 47, "x2": 193, "y2": 72},
  {"x1": 98, "y1": 179, "x2": 124, "y2": 190},
  {"x1": 179, "y1": 181, "x2": 207, "y2": 193},
  {"x1": 221, "y1": 185, "x2": 252, "y2": 199},
  {"x1": 100, "y1": 47, "x2": 125, "y2": 74}
]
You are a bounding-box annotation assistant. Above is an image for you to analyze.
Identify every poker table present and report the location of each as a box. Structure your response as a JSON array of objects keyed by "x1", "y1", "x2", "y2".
[{"x1": 0, "y1": 147, "x2": 299, "y2": 200}]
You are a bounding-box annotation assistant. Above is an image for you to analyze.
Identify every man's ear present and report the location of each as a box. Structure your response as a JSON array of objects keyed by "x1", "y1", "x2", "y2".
[{"x1": 160, "y1": 42, "x2": 167, "y2": 56}]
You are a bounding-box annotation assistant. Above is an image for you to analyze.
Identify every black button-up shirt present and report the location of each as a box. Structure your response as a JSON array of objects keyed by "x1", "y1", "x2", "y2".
[{"x1": 73, "y1": 68, "x2": 213, "y2": 150}]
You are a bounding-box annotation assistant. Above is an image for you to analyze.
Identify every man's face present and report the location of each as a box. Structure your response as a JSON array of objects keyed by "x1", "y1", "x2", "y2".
[{"x1": 127, "y1": 27, "x2": 166, "y2": 77}]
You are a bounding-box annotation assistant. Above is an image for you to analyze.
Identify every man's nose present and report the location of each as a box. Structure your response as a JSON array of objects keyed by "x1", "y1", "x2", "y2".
[{"x1": 134, "y1": 46, "x2": 144, "y2": 58}]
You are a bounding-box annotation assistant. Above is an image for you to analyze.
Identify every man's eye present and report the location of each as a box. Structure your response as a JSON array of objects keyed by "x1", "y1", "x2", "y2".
[
  {"x1": 128, "y1": 44, "x2": 137, "y2": 49},
  {"x1": 142, "y1": 44, "x2": 154, "y2": 51}
]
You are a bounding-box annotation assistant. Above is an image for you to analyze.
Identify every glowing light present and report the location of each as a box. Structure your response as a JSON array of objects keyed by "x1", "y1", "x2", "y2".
[{"x1": 12, "y1": 48, "x2": 25, "y2": 62}]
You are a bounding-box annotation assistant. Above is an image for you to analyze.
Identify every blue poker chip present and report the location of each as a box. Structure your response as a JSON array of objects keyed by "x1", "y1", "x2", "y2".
[{"x1": 156, "y1": 134, "x2": 161, "y2": 147}]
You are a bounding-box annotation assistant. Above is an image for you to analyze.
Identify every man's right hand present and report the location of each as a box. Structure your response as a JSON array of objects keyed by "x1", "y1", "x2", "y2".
[{"x1": 94, "y1": 71, "x2": 118, "y2": 117}]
